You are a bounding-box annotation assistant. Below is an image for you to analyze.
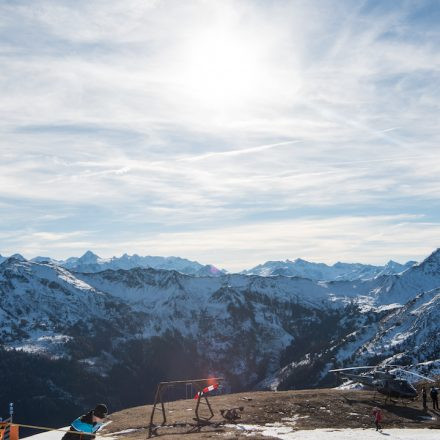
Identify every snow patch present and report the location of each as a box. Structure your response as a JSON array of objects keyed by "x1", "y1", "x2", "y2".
[
  {"x1": 107, "y1": 428, "x2": 139, "y2": 435},
  {"x1": 227, "y1": 426, "x2": 440, "y2": 439}
]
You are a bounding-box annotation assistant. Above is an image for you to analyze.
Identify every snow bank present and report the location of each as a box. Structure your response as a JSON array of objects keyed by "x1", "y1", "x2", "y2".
[
  {"x1": 229, "y1": 425, "x2": 440, "y2": 439},
  {"x1": 22, "y1": 424, "x2": 114, "y2": 440},
  {"x1": 22, "y1": 427, "x2": 69, "y2": 440}
]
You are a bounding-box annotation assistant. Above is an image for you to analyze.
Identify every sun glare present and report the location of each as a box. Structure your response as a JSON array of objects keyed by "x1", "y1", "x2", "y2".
[{"x1": 179, "y1": 26, "x2": 282, "y2": 113}]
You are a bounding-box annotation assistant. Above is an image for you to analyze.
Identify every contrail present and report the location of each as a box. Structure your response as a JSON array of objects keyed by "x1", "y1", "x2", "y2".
[
  {"x1": 177, "y1": 140, "x2": 302, "y2": 162},
  {"x1": 379, "y1": 127, "x2": 400, "y2": 133}
]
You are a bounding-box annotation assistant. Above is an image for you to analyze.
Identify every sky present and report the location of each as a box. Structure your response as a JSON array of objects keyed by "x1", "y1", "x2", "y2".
[{"x1": 0, "y1": 0, "x2": 439, "y2": 271}]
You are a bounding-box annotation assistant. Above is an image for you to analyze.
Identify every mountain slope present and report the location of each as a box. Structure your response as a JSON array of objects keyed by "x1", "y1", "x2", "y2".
[
  {"x1": 0, "y1": 257, "x2": 141, "y2": 355},
  {"x1": 268, "y1": 253, "x2": 440, "y2": 390},
  {"x1": 76, "y1": 269, "x2": 363, "y2": 385}
]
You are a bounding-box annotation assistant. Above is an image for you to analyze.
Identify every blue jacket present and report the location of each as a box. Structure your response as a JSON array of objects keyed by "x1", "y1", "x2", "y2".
[
  {"x1": 62, "y1": 411, "x2": 102, "y2": 440},
  {"x1": 71, "y1": 417, "x2": 103, "y2": 434}
]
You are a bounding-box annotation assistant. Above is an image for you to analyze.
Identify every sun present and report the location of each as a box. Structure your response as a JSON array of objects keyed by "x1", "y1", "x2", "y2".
[
  {"x1": 166, "y1": 16, "x2": 302, "y2": 122},
  {"x1": 177, "y1": 26, "x2": 274, "y2": 113}
]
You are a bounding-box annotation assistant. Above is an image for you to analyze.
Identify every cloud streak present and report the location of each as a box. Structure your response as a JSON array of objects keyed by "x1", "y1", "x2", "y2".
[{"x1": 177, "y1": 140, "x2": 302, "y2": 162}]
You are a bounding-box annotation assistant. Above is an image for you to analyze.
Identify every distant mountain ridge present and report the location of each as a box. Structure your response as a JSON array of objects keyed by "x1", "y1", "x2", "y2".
[
  {"x1": 242, "y1": 258, "x2": 417, "y2": 280},
  {"x1": 0, "y1": 250, "x2": 418, "y2": 281},
  {"x1": 28, "y1": 250, "x2": 226, "y2": 277}
]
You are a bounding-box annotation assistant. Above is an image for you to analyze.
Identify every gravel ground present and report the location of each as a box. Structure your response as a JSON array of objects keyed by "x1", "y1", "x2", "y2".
[{"x1": 100, "y1": 388, "x2": 440, "y2": 440}]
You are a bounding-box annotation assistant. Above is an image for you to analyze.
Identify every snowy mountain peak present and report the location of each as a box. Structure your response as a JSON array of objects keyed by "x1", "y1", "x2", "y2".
[
  {"x1": 79, "y1": 250, "x2": 101, "y2": 263},
  {"x1": 8, "y1": 253, "x2": 26, "y2": 261},
  {"x1": 384, "y1": 259, "x2": 416, "y2": 269},
  {"x1": 373, "y1": 260, "x2": 416, "y2": 278},
  {"x1": 423, "y1": 248, "x2": 440, "y2": 262},
  {"x1": 415, "y1": 248, "x2": 440, "y2": 274},
  {"x1": 194, "y1": 264, "x2": 225, "y2": 276},
  {"x1": 31, "y1": 256, "x2": 59, "y2": 264}
]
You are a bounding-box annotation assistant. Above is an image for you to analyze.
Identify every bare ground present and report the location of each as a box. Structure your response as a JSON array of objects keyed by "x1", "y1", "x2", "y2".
[{"x1": 101, "y1": 389, "x2": 440, "y2": 440}]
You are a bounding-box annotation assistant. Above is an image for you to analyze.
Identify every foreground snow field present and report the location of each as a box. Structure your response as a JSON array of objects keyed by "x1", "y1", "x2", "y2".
[
  {"x1": 23, "y1": 428, "x2": 68, "y2": 440},
  {"x1": 23, "y1": 426, "x2": 439, "y2": 440},
  {"x1": 23, "y1": 425, "x2": 115, "y2": 440},
  {"x1": 230, "y1": 426, "x2": 440, "y2": 439}
]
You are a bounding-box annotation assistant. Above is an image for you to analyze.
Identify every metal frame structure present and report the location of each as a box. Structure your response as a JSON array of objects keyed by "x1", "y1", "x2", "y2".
[{"x1": 148, "y1": 378, "x2": 223, "y2": 437}]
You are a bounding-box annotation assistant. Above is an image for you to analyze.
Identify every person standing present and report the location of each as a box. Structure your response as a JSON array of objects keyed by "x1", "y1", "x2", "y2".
[
  {"x1": 372, "y1": 407, "x2": 382, "y2": 431},
  {"x1": 62, "y1": 404, "x2": 108, "y2": 440},
  {"x1": 430, "y1": 386, "x2": 439, "y2": 410},
  {"x1": 422, "y1": 386, "x2": 427, "y2": 411}
]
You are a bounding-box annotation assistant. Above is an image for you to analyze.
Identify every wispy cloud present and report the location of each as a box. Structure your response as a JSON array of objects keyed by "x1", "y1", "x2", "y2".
[{"x1": 0, "y1": 0, "x2": 439, "y2": 266}]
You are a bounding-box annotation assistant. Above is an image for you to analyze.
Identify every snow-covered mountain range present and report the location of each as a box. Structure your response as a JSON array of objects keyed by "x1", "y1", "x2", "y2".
[
  {"x1": 1, "y1": 248, "x2": 439, "y2": 426},
  {"x1": 1, "y1": 250, "x2": 417, "y2": 281},
  {"x1": 27, "y1": 250, "x2": 226, "y2": 277},
  {"x1": 242, "y1": 258, "x2": 416, "y2": 280}
]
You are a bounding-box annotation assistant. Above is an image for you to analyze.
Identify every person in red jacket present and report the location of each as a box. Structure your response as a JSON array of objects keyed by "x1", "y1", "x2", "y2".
[{"x1": 372, "y1": 407, "x2": 382, "y2": 431}]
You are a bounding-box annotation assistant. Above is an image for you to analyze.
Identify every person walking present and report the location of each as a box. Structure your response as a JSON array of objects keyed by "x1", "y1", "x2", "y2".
[
  {"x1": 422, "y1": 386, "x2": 427, "y2": 411},
  {"x1": 430, "y1": 386, "x2": 439, "y2": 410},
  {"x1": 372, "y1": 407, "x2": 382, "y2": 431},
  {"x1": 62, "y1": 404, "x2": 108, "y2": 440}
]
